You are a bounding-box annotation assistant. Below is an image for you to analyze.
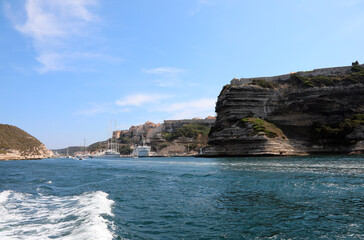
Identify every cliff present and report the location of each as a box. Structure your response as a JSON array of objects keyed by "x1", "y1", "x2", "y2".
[
  {"x1": 0, "y1": 124, "x2": 54, "y2": 160},
  {"x1": 201, "y1": 62, "x2": 364, "y2": 156}
]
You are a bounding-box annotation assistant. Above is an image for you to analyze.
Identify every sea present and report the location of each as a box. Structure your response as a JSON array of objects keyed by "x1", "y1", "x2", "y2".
[{"x1": 0, "y1": 155, "x2": 363, "y2": 240}]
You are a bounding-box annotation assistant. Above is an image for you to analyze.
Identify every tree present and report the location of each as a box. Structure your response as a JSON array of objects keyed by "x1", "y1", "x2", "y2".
[{"x1": 119, "y1": 145, "x2": 132, "y2": 155}]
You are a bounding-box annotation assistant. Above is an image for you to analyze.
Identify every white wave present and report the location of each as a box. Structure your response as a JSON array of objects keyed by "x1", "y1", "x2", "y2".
[
  {"x1": 0, "y1": 190, "x2": 114, "y2": 240},
  {"x1": 0, "y1": 190, "x2": 12, "y2": 204}
]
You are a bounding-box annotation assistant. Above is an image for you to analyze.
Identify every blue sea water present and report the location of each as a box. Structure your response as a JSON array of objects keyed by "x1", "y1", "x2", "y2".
[{"x1": 0, "y1": 156, "x2": 363, "y2": 239}]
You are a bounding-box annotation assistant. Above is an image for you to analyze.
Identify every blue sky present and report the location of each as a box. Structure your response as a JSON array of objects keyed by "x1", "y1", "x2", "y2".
[{"x1": 1, "y1": 0, "x2": 364, "y2": 149}]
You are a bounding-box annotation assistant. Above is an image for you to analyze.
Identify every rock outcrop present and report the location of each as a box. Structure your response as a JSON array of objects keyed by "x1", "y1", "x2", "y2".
[
  {"x1": 0, "y1": 124, "x2": 54, "y2": 160},
  {"x1": 201, "y1": 63, "x2": 364, "y2": 156}
]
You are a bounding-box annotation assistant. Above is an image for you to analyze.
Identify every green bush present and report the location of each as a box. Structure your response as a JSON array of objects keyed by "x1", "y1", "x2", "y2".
[
  {"x1": 119, "y1": 145, "x2": 132, "y2": 155},
  {"x1": 289, "y1": 61, "x2": 364, "y2": 88},
  {"x1": 162, "y1": 124, "x2": 210, "y2": 142},
  {"x1": 315, "y1": 114, "x2": 364, "y2": 140},
  {"x1": 118, "y1": 137, "x2": 131, "y2": 144},
  {"x1": 249, "y1": 79, "x2": 279, "y2": 89},
  {"x1": 242, "y1": 118, "x2": 280, "y2": 138},
  {"x1": 290, "y1": 74, "x2": 337, "y2": 88}
]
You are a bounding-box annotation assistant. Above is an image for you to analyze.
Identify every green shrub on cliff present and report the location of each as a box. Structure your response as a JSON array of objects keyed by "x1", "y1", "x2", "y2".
[
  {"x1": 162, "y1": 124, "x2": 210, "y2": 142},
  {"x1": 119, "y1": 145, "x2": 132, "y2": 155},
  {"x1": 314, "y1": 114, "x2": 364, "y2": 141},
  {"x1": 249, "y1": 79, "x2": 280, "y2": 89},
  {"x1": 289, "y1": 63, "x2": 364, "y2": 88},
  {"x1": 241, "y1": 118, "x2": 285, "y2": 138},
  {"x1": 0, "y1": 124, "x2": 43, "y2": 154},
  {"x1": 290, "y1": 74, "x2": 338, "y2": 88}
]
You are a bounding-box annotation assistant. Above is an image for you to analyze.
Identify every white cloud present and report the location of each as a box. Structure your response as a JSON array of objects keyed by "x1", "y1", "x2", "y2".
[
  {"x1": 36, "y1": 52, "x2": 64, "y2": 73},
  {"x1": 143, "y1": 67, "x2": 184, "y2": 76},
  {"x1": 77, "y1": 103, "x2": 130, "y2": 116},
  {"x1": 8, "y1": 0, "x2": 119, "y2": 73},
  {"x1": 116, "y1": 94, "x2": 170, "y2": 107},
  {"x1": 78, "y1": 94, "x2": 216, "y2": 119},
  {"x1": 157, "y1": 98, "x2": 216, "y2": 120},
  {"x1": 35, "y1": 51, "x2": 123, "y2": 73},
  {"x1": 16, "y1": 0, "x2": 97, "y2": 42},
  {"x1": 116, "y1": 95, "x2": 216, "y2": 119},
  {"x1": 143, "y1": 67, "x2": 186, "y2": 87}
]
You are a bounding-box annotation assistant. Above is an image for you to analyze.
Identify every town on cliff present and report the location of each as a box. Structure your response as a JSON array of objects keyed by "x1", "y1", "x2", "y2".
[{"x1": 54, "y1": 116, "x2": 216, "y2": 158}]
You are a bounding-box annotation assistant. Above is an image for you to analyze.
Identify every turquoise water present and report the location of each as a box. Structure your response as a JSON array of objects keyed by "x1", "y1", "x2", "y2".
[{"x1": 0, "y1": 156, "x2": 363, "y2": 239}]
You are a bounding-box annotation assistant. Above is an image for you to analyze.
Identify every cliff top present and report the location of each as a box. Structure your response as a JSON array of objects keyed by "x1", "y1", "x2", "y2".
[
  {"x1": 0, "y1": 124, "x2": 44, "y2": 154},
  {"x1": 231, "y1": 62, "x2": 364, "y2": 87}
]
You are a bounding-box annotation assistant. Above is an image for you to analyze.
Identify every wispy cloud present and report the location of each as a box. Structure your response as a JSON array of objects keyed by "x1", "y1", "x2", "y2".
[
  {"x1": 190, "y1": 0, "x2": 212, "y2": 15},
  {"x1": 77, "y1": 102, "x2": 130, "y2": 116},
  {"x1": 143, "y1": 67, "x2": 184, "y2": 76},
  {"x1": 16, "y1": 0, "x2": 97, "y2": 41},
  {"x1": 35, "y1": 52, "x2": 123, "y2": 73},
  {"x1": 158, "y1": 98, "x2": 216, "y2": 119},
  {"x1": 116, "y1": 94, "x2": 170, "y2": 107},
  {"x1": 143, "y1": 67, "x2": 186, "y2": 87},
  {"x1": 78, "y1": 94, "x2": 216, "y2": 119},
  {"x1": 7, "y1": 0, "x2": 120, "y2": 73}
]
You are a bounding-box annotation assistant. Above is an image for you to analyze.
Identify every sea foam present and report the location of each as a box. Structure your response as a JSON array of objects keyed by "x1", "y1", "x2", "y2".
[{"x1": 0, "y1": 190, "x2": 114, "y2": 240}]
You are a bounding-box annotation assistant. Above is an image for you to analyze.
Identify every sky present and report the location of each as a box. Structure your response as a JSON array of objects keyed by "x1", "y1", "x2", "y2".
[{"x1": 1, "y1": 0, "x2": 364, "y2": 149}]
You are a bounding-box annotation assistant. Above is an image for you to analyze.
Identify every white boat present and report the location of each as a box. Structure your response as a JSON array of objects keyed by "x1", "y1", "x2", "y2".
[
  {"x1": 98, "y1": 121, "x2": 120, "y2": 158},
  {"x1": 132, "y1": 144, "x2": 151, "y2": 157},
  {"x1": 101, "y1": 149, "x2": 120, "y2": 158},
  {"x1": 65, "y1": 148, "x2": 72, "y2": 158}
]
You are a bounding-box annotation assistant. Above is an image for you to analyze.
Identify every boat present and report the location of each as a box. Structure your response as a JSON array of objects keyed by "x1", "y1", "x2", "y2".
[
  {"x1": 132, "y1": 149, "x2": 138, "y2": 159},
  {"x1": 98, "y1": 121, "x2": 120, "y2": 158},
  {"x1": 77, "y1": 138, "x2": 89, "y2": 160},
  {"x1": 132, "y1": 141, "x2": 151, "y2": 158},
  {"x1": 101, "y1": 149, "x2": 120, "y2": 158},
  {"x1": 65, "y1": 147, "x2": 73, "y2": 158}
]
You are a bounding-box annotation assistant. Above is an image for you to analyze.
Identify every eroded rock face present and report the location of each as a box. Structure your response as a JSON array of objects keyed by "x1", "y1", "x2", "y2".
[{"x1": 202, "y1": 70, "x2": 364, "y2": 156}]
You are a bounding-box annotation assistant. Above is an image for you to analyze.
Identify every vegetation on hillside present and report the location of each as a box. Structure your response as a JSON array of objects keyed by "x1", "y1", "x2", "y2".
[
  {"x1": 243, "y1": 61, "x2": 364, "y2": 89},
  {"x1": 162, "y1": 124, "x2": 210, "y2": 142},
  {"x1": 241, "y1": 118, "x2": 285, "y2": 139},
  {"x1": 87, "y1": 141, "x2": 107, "y2": 153},
  {"x1": 314, "y1": 114, "x2": 364, "y2": 142},
  {"x1": 290, "y1": 63, "x2": 364, "y2": 88},
  {"x1": 118, "y1": 137, "x2": 131, "y2": 144},
  {"x1": 248, "y1": 79, "x2": 280, "y2": 89},
  {"x1": 0, "y1": 124, "x2": 43, "y2": 154},
  {"x1": 119, "y1": 145, "x2": 132, "y2": 155}
]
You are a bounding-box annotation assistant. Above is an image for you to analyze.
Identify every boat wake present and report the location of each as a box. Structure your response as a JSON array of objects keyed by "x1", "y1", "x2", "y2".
[{"x1": 0, "y1": 190, "x2": 114, "y2": 240}]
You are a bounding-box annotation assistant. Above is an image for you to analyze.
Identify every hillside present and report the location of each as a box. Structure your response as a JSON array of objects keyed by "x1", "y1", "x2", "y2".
[
  {"x1": 52, "y1": 146, "x2": 85, "y2": 155},
  {"x1": 0, "y1": 124, "x2": 53, "y2": 160},
  {"x1": 86, "y1": 117, "x2": 216, "y2": 156},
  {"x1": 201, "y1": 62, "x2": 364, "y2": 156}
]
